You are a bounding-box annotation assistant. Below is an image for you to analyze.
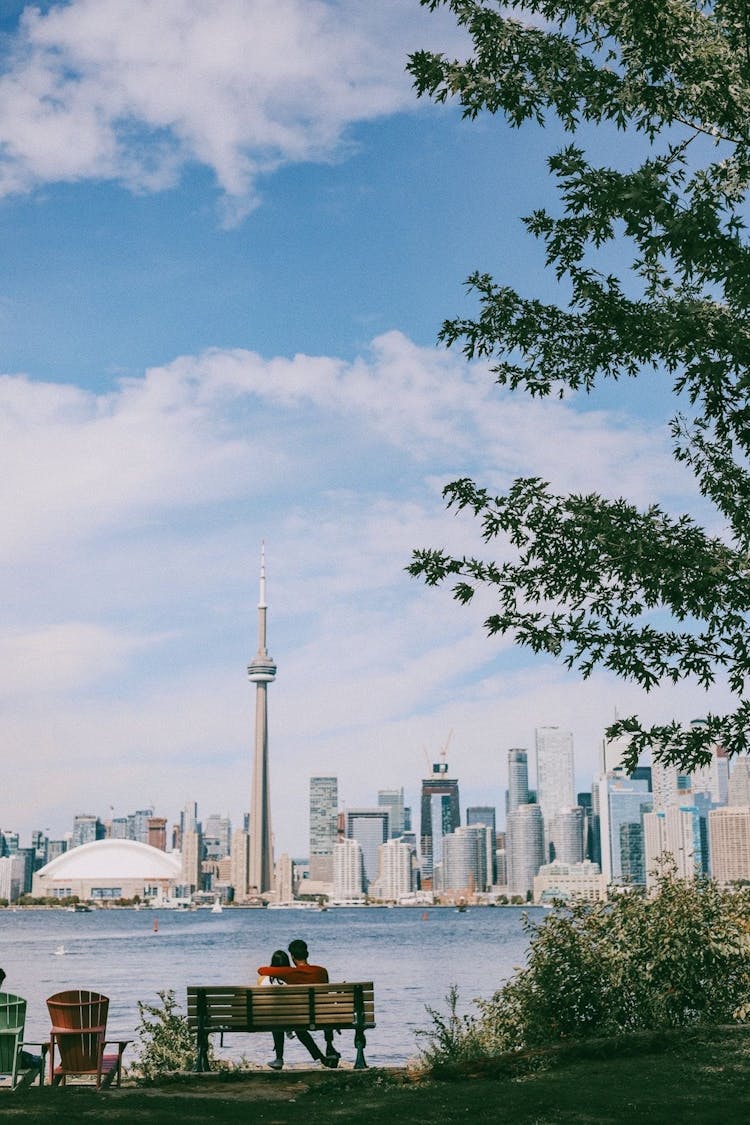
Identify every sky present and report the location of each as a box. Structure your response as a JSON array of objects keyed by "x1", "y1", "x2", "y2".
[{"x1": 0, "y1": 0, "x2": 733, "y2": 856}]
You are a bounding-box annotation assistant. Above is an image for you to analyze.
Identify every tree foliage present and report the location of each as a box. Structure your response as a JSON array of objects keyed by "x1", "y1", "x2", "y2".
[
  {"x1": 420, "y1": 872, "x2": 750, "y2": 1067},
  {"x1": 407, "y1": 0, "x2": 750, "y2": 770}
]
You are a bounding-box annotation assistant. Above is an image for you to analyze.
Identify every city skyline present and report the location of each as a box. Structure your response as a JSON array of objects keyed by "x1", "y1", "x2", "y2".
[{"x1": 0, "y1": 2, "x2": 736, "y2": 856}]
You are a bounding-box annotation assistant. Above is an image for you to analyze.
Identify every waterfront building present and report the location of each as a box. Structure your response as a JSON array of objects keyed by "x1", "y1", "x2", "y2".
[
  {"x1": 507, "y1": 748, "x2": 529, "y2": 813},
  {"x1": 441, "y1": 825, "x2": 492, "y2": 895},
  {"x1": 728, "y1": 758, "x2": 750, "y2": 806},
  {"x1": 549, "y1": 806, "x2": 584, "y2": 864},
  {"x1": 708, "y1": 806, "x2": 750, "y2": 884},
  {"x1": 466, "y1": 806, "x2": 496, "y2": 834},
  {"x1": 32, "y1": 839, "x2": 182, "y2": 902},
  {"x1": 596, "y1": 773, "x2": 652, "y2": 885},
  {"x1": 332, "y1": 838, "x2": 365, "y2": 902},
  {"x1": 345, "y1": 809, "x2": 390, "y2": 890},
  {"x1": 47, "y1": 840, "x2": 68, "y2": 863},
  {"x1": 420, "y1": 755, "x2": 460, "y2": 888},
  {"x1": 643, "y1": 804, "x2": 706, "y2": 888},
  {"x1": 181, "y1": 827, "x2": 202, "y2": 892},
  {"x1": 110, "y1": 817, "x2": 130, "y2": 839},
  {"x1": 130, "y1": 809, "x2": 154, "y2": 844},
  {"x1": 466, "y1": 808, "x2": 497, "y2": 883},
  {"x1": 494, "y1": 847, "x2": 507, "y2": 887},
  {"x1": 506, "y1": 803, "x2": 544, "y2": 899},
  {"x1": 533, "y1": 860, "x2": 606, "y2": 903},
  {"x1": 378, "y1": 789, "x2": 405, "y2": 838},
  {"x1": 229, "y1": 829, "x2": 250, "y2": 902},
  {"x1": 0, "y1": 856, "x2": 12, "y2": 902},
  {"x1": 247, "y1": 545, "x2": 276, "y2": 896},
  {"x1": 274, "y1": 853, "x2": 294, "y2": 904},
  {"x1": 72, "y1": 815, "x2": 105, "y2": 849},
  {"x1": 203, "y1": 813, "x2": 232, "y2": 860},
  {"x1": 535, "y1": 727, "x2": 575, "y2": 859},
  {"x1": 601, "y1": 733, "x2": 632, "y2": 773},
  {"x1": 651, "y1": 762, "x2": 691, "y2": 811},
  {"x1": 370, "y1": 838, "x2": 413, "y2": 901},
  {"x1": 309, "y1": 776, "x2": 338, "y2": 881},
  {"x1": 147, "y1": 817, "x2": 167, "y2": 852},
  {"x1": 690, "y1": 737, "x2": 729, "y2": 806}
]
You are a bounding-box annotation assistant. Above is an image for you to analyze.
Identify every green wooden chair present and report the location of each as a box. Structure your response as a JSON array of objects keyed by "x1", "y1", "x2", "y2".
[{"x1": 0, "y1": 992, "x2": 45, "y2": 1091}]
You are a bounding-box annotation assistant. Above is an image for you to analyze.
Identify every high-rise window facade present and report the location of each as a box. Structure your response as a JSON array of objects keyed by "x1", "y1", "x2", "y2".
[
  {"x1": 420, "y1": 762, "x2": 460, "y2": 887},
  {"x1": 378, "y1": 789, "x2": 405, "y2": 837},
  {"x1": 535, "y1": 727, "x2": 575, "y2": 858},
  {"x1": 507, "y1": 749, "x2": 529, "y2": 813},
  {"x1": 309, "y1": 776, "x2": 338, "y2": 882},
  {"x1": 345, "y1": 809, "x2": 389, "y2": 890}
]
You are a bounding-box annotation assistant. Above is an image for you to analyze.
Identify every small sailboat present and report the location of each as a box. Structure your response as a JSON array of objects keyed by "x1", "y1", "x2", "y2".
[
  {"x1": 54, "y1": 944, "x2": 66, "y2": 956},
  {"x1": 211, "y1": 897, "x2": 223, "y2": 914}
]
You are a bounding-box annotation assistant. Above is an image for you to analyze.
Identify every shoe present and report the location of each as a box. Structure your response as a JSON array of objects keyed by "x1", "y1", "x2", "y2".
[
  {"x1": 322, "y1": 1050, "x2": 340, "y2": 1069},
  {"x1": 267, "y1": 1057, "x2": 284, "y2": 1070}
]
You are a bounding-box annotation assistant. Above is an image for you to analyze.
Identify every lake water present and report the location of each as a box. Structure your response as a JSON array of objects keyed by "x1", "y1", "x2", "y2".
[{"x1": 0, "y1": 905, "x2": 539, "y2": 1069}]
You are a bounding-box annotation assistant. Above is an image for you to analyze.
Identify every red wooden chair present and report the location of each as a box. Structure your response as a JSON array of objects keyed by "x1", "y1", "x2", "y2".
[{"x1": 46, "y1": 990, "x2": 129, "y2": 1089}]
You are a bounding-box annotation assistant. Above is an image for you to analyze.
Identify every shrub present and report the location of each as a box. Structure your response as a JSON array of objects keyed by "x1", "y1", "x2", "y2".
[
  {"x1": 420, "y1": 872, "x2": 750, "y2": 1067},
  {"x1": 132, "y1": 989, "x2": 198, "y2": 1079}
]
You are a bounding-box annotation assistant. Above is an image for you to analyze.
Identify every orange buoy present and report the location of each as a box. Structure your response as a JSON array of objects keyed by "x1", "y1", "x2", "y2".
[
  {"x1": 153, "y1": 916, "x2": 159, "y2": 933},
  {"x1": 422, "y1": 911, "x2": 428, "y2": 921}
]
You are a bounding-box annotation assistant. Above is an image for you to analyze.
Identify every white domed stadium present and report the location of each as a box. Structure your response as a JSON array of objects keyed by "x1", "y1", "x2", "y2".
[{"x1": 32, "y1": 839, "x2": 182, "y2": 903}]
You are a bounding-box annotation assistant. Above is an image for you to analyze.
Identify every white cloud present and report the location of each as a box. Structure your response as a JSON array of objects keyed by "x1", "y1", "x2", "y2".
[{"x1": 0, "y1": 0, "x2": 463, "y2": 218}]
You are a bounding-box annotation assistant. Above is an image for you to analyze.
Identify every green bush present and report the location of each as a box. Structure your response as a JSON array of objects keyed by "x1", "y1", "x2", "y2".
[
  {"x1": 420, "y1": 872, "x2": 750, "y2": 1068},
  {"x1": 133, "y1": 989, "x2": 199, "y2": 1079}
]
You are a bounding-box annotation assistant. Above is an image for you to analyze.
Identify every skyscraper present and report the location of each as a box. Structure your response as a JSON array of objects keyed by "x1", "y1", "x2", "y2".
[
  {"x1": 378, "y1": 789, "x2": 405, "y2": 837},
  {"x1": 507, "y1": 749, "x2": 529, "y2": 813},
  {"x1": 309, "y1": 776, "x2": 338, "y2": 881},
  {"x1": 709, "y1": 806, "x2": 750, "y2": 883},
  {"x1": 247, "y1": 546, "x2": 276, "y2": 895},
  {"x1": 728, "y1": 757, "x2": 750, "y2": 806},
  {"x1": 442, "y1": 825, "x2": 493, "y2": 894},
  {"x1": 345, "y1": 808, "x2": 390, "y2": 890},
  {"x1": 535, "y1": 727, "x2": 575, "y2": 858},
  {"x1": 507, "y1": 803, "x2": 544, "y2": 899},
  {"x1": 333, "y1": 838, "x2": 365, "y2": 901},
  {"x1": 549, "y1": 806, "x2": 584, "y2": 864},
  {"x1": 596, "y1": 773, "x2": 652, "y2": 885},
  {"x1": 643, "y1": 804, "x2": 706, "y2": 888},
  {"x1": 420, "y1": 755, "x2": 460, "y2": 888},
  {"x1": 466, "y1": 806, "x2": 496, "y2": 834}
]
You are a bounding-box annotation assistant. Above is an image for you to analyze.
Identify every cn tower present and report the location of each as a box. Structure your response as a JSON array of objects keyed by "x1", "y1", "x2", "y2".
[{"x1": 247, "y1": 544, "x2": 276, "y2": 894}]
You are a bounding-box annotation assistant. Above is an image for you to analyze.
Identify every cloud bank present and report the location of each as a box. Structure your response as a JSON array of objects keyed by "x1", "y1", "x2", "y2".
[
  {"x1": 0, "y1": 0, "x2": 460, "y2": 219},
  {"x1": 0, "y1": 330, "x2": 714, "y2": 849}
]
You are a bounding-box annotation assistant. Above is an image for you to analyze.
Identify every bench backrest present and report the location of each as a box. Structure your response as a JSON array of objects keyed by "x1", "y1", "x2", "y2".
[
  {"x1": 187, "y1": 982, "x2": 375, "y2": 1032},
  {"x1": 0, "y1": 993, "x2": 25, "y2": 1078}
]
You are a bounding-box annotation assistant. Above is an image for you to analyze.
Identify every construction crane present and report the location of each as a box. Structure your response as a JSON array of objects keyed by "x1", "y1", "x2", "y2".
[{"x1": 422, "y1": 730, "x2": 454, "y2": 776}]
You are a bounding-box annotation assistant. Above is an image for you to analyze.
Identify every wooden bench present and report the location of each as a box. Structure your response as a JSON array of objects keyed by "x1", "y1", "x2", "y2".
[{"x1": 187, "y1": 982, "x2": 375, "y2": 1072}]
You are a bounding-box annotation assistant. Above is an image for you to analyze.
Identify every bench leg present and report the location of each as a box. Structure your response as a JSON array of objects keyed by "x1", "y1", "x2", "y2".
[
  {"x1": 193, "y1": 1031, "x2": 211, "y2": 1073},
  {"x1": 353, "y1": 1028, "x2": 367, "y2": 1070}
]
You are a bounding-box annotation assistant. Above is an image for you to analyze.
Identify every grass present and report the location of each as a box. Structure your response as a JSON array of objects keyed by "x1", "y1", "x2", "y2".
[{"x1": 1, "y1": 1026, "x2": 749, "y2": 1123}]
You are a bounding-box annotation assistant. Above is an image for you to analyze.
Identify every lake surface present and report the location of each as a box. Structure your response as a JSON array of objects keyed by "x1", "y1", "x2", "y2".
[{"x1": 0, "y1": 905, "x2": 539, "y2": 1068}]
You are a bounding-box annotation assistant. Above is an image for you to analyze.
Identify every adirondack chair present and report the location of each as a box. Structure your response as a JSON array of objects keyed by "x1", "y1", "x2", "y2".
[
  {"x1": 0, "y1": 992, "x2": 44, "y2": 1090},
  {"x1": 46, "y1": 990, "x2": 129, "y2": 1089}
]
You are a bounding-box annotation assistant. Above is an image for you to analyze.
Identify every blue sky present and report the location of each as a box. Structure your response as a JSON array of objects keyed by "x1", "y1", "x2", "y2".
[{"x1": 0, "y1": 0, "x2": 728, "y2": 855}]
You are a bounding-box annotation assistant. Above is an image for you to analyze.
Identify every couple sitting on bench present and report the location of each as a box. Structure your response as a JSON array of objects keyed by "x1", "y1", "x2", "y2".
[{"x1": 257, "y1": 939, "x2": 340, "y2": 1071}]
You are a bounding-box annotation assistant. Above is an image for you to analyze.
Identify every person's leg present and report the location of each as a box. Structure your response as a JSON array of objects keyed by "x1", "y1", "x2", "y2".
[
  {"x1": 324, "y1": 1030, "x2": 340, "y2": 1066},
  {"x1": 268, "y1": 1030, "x2": 285, "y2": 1069},
  {"x1": 294, "y1": 1029, "x2": 326, "y2": 1062}
]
